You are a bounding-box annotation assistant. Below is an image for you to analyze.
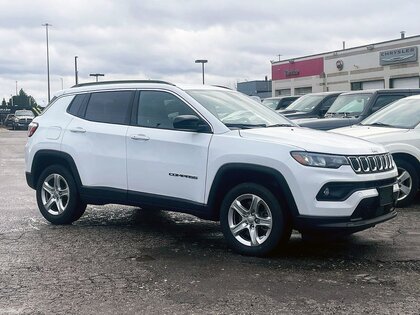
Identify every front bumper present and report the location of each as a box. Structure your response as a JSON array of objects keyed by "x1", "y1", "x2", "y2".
[{"x1": 294, "y1": 182, "x2": 399, "y2": 233}]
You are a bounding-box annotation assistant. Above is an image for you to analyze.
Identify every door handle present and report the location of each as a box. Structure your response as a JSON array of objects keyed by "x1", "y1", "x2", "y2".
[
  {"x1": 70, "y1": 127, "x2": 86, "y2": 133},
  {"x1": 130, "y1": 134, "x2": 150, "y2": 141}
]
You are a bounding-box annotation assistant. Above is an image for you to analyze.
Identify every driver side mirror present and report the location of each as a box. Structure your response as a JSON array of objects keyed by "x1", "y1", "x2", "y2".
[{"x1": 173, "y1": 115, "x2": 211, "y2": 133}]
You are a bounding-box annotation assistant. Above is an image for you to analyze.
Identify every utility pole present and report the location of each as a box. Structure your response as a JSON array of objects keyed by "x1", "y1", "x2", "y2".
[
  {"x1": 42, "y1": 23, "x2": 52, "y2": 102},
  {"x1": 74, "y1": 56, "x2": 79, "y2": 85}
]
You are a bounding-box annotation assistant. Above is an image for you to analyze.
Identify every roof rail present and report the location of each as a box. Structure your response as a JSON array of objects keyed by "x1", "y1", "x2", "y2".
[{"x1": 71, "y1": 80, "x2": 175, "y2": 88}]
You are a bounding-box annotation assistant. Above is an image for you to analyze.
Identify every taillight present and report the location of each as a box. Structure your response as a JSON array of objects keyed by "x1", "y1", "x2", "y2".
[{"x1": 28, "y1": 122, "x2": 38, "y2": 137}]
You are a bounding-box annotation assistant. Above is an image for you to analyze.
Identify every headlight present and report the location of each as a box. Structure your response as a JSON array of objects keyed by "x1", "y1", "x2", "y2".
[{"x1": 291, "y1": 151, "x2": 349, "y2": 169}]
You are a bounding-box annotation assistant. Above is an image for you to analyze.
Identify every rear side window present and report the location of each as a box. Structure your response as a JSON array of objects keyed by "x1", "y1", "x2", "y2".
[
  {"x1": 85, "y1": 91, "x2": 133, "y2": 124},
  {"x1": 67, "y1": 94, "x2": 87, "y2": 117}
]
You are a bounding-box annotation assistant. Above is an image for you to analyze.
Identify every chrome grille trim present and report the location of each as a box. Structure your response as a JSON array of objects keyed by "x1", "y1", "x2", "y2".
[{"x1": 347, "y1": 153, "x2": 394, "y2": 174}]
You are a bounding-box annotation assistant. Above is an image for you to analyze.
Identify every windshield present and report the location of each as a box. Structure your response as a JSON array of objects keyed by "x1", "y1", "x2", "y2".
[
  {"x1": 327, "y1": 93, "x2": 372, "y2": 115},
  {"x1": 15, "y1": 110, "x2": 34, "y2": 117},
  {"x1": 186, "y1": 89, "x2": 295, "y2": 129},
  {"x1": 262, "y1": 99, "x2": 279, "y2": 110},
  {"x1": 361, "y1": 98, "x2": 420, "y2": 129},
  {"x1": 285, "y1": 94, "x2": 324, "y2": 112}
]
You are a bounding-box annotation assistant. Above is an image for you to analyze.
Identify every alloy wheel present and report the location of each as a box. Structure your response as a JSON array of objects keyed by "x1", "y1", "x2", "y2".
[
  {"x1": 228, "y1": 194, "x2": 273, "y2": 247},
  {"x1": 41, "y1": 173, "x2": 70, "y2": 215},
  {"x1": 397, "y1": 166, "x2": 412, "y2": 202}
]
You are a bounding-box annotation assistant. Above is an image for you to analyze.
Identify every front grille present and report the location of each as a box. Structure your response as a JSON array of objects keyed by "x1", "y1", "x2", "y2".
[
  {"x1": 18, "y1": 118, "x2": 32, "y2": 124},
  {"x1": 348, "y1": 153, "x2": 394, "y2": 174}
]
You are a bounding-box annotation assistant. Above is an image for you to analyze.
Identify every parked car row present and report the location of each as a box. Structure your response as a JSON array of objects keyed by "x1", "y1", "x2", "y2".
[
  {"x1": 2, "y1": 110, "x2": 35, "y2": 130},
  {"x1": 259, "y1": 89, "x2": 419, "y2": 207},
  {"x1": 332, "y1": 95, "x2": 420, "y2": 206}
]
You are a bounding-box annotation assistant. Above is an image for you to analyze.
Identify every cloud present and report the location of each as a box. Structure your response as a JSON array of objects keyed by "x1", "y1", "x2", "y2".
[{"x1": 0, "y1": 0, "x2": 419, "y2": 103}]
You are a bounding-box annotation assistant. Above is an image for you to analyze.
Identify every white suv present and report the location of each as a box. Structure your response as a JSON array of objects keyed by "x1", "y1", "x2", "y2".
[{"x1": 25, "y1": 81, "x2": 399, "y2": 256}]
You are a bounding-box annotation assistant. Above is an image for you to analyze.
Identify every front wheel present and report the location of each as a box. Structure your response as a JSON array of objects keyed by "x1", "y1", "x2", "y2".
[
  {"x1": 395, "y1": 158, "x2": 419, "y2": 207},
  {"x1": 36, "y1": 165, "x2": 86, "y2": 224},
  {"x1": 220, "y1": 183, "x2": 291, "y2": 256}
]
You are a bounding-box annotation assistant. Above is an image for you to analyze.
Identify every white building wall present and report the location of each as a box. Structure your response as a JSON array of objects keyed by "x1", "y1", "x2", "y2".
[{"x1": 272, "y1": 36, "x2": 420, "y2": 95}]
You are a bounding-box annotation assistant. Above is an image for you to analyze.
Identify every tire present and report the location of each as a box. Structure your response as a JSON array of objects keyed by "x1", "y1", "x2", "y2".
[
  {"x1": 220, "y1": 182, "x2": 291, "y2": 256},
  {"x1": 36, "y1": 164, "x2": 87, "y2": 224},
  {"x1": 395, "y1": 158, "x2": 419, "y2": 207}
]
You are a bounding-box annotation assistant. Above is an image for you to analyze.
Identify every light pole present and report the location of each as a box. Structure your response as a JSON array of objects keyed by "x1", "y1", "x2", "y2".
[
  {"x1": 15, "y1": 81, "x2": 18, "y2": 95},
  {"x1": 89, "y1": 73, "x2": 105, "y2": 82},
  {"x1": 195, "y1": 59, "x2": 208, "y2": 84},
  {"x1": 42, "y1": 23, "x2": 52, "y2": 102},
  {"x1": 60, "y1": 77, "x2": 64, "y2": 89},
  {"x1": 74, "y1": 56, "x2": 79, "y2": 85}
]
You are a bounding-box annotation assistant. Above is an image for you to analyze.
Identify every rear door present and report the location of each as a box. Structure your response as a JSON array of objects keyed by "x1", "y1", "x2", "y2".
[{"x1": 63, "y1": 90, "x2": 134, "y2": 190}]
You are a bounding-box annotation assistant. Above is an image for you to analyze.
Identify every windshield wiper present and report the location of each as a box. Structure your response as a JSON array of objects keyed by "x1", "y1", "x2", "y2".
[
  {"x1": 267, "y1": 123, "x2": 293, "y2": 127},
  {"x1": 225, "y1": 123, "x2": 267, "y2": 129},
  {"x1": 363, "y1": 122, "x2": 395, "y2": 128}
]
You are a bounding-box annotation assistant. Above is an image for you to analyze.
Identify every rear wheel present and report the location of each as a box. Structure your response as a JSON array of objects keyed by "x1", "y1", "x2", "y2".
[
  {"x1": 395, "y1": 158, "x2": 419, "y2": 207},
  {"x1": 220, "y1": 183, "x2": 291, "y2": 256},
  {"x1": 36, "y1": 165, "x2": 86, "y2": 224}
]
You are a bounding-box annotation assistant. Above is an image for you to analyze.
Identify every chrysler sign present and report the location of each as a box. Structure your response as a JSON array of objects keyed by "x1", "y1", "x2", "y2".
[{"x1": 380, "y1": 46, "x2": 418, "y2": 65}]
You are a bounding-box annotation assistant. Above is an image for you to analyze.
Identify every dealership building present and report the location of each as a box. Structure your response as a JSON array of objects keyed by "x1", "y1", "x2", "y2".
[{"x1": 271, "y1": 34, "x2": 420, "y2": 96}]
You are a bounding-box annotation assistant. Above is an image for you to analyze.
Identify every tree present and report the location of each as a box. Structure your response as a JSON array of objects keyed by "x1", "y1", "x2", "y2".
[{"x1": 8, "y1": 89, "x2": 38, "y2": 109}]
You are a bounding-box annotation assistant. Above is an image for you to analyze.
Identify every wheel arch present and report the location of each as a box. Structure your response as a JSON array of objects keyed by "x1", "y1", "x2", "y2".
[
  {"x1": 30, "y1": 150, "x2": 82, "y2": 190},
  {"x1": 207, "y1": 163, "x2": 298, "y2": 221},
  {"x1": 392, "y1": 152, "x2": 420, "y2": 178}
]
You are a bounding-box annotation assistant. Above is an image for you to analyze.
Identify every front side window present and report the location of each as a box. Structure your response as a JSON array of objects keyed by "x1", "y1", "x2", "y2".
[
  {"x1": 137, "y1": 91, "x2": 198, "y2": 129},
  {"x1": 85, "y1": 91, "x2": 133, "y2": 124},
  {"x1": 371, "y1": 95, "x2": 405, "y2": 112}
]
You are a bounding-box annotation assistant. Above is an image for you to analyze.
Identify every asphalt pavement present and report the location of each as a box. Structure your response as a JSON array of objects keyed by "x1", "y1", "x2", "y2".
[{"x1": 0, "y1": 128, "x2": 419, "y2": 314}]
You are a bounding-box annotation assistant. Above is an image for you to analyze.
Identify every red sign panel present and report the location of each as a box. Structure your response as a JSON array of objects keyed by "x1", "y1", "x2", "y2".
[{"x1": 272, "y1": 57, "x2": 324, "y2": 80}]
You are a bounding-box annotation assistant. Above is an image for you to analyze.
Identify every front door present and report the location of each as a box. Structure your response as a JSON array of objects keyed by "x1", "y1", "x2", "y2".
[{"x1": 126, "y1": 90, "x2": 212, "y2": 204}]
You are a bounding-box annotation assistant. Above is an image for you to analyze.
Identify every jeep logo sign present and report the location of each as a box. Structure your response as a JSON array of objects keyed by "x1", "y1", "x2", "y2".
[{"x1": 380, "y1": 46, "x2": 418, "y2": 65}]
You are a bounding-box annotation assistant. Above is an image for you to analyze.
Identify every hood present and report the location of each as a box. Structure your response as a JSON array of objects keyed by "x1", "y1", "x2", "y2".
[
  {"x1": 239, "y1": 127, "x2": 387, "y2": 155},
  {"x1": 297, "y1": 117, "x2": 360, "y2": 130},
  {"x1": 331, "y1": 125, "x2": 409, "y2": 140}
]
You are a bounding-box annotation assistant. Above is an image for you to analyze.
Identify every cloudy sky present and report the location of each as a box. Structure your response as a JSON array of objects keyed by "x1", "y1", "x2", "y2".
[{"x1": 0, "y1": 0, "x2": 419, "y2": 105}]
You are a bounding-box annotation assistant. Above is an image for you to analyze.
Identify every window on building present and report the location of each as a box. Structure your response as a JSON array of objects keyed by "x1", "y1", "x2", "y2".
[
  {"x1": 275, "y1": 89, "x2": 291, "y2": 96},
  {"x1": 351, "y1": 82, "x2": 362, "y2": 91},
  {"x1": 294, "y1": 87, "x2": 312, "y2": 95},
  {"x1": 84, "y1": 91, "x2": 133, "y2": 124}
]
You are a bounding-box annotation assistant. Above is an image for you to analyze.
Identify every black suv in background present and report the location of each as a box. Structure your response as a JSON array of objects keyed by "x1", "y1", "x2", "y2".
[
  {"x1": 262, "y1": 96, "x2": 300, "y2": 110},
  {"x1": 277, "y1": 92, "x2": 342, "y2": 119},
  {"x1": 297, "y1": 89, "x2": 420, "y2": 130}
]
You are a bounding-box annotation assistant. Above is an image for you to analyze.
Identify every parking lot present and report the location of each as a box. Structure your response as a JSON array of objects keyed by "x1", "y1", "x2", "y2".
[{"x1": 0, "y1": 128, "x2": 419, "y2": 314}]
